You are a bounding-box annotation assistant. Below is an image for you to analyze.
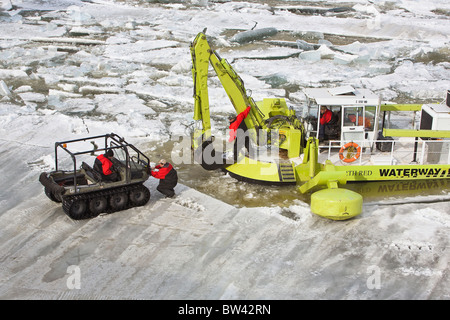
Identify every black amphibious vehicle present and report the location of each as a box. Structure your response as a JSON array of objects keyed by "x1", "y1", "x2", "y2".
[{"x1": 39, "y1": 133, "x2": 151, "y2": 220}]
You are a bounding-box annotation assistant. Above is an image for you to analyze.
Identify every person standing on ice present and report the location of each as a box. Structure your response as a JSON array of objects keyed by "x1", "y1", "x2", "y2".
[
  {"x1": 228, "y1": 106, "x2": 251, "y2": 162},
  {"x1": 94, "y1": 149, "x2": 119, "y2": 182},
  {"x1": 151, "y1": 159, "x2": 178, "y2": 198}
]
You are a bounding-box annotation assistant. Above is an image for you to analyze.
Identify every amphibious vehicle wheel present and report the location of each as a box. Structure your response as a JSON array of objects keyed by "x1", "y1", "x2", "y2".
[
  {"x1": 109, "y1": 192, "x2": 128, "y2": 211},
  {"x1": 89, "y1": 196, "x2": 108, "y2": 215},
  {"x1": 129, "y1": 185, "x2": 150, "y2": 206},
  {"x1": 64, "y1": 198, "x2": 89, "y2": 220}
]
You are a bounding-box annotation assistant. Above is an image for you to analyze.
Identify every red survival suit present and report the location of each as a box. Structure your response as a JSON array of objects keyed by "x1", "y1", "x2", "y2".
[
  {"x1": 320, "y1": 108, "x2": 333, "y2": 126},
  {"x1": 96, "y1": 154, "x2": 114, "y2": 175},
  {"x1": 228, "y1": 106, "x2": 251, "y2": 142},
  {"x1": 229, "y1": 106, "x2": 251, "y2": 161},
  {"x1": 94, "y1": 153, "x2": 118, "y2": 181},
  {"x1": 151, "y1": 162, "x2": 178, "y2": 198}
]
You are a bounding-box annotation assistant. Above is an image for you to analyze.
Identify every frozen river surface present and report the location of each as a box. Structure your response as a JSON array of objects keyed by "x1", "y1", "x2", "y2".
[{"x1": 0, "y1": 0, "x2": 449, "y2": 300}]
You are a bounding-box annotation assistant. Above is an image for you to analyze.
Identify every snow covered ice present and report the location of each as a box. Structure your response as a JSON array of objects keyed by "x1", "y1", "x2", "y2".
[{"x1": 0, "y1": 0, "x2": 449, "y2": 300}]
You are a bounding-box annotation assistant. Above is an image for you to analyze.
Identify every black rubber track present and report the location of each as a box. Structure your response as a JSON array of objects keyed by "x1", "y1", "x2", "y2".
[{"x1": 62, "y1": 183, "x2": 150, "y2": 220}]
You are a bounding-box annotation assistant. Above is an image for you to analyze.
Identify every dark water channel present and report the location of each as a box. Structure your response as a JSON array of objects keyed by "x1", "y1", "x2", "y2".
[{"x1": 139, "y1": 140, "x2": 450, "y2": 210}]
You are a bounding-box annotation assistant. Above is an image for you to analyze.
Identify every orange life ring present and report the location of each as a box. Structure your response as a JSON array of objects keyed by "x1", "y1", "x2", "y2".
[{"x1": 339, "y1": 142, "x2": 361, "y2": 163}]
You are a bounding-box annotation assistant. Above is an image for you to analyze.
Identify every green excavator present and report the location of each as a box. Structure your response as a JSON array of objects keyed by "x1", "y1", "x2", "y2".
[
  {"x1": 191, "y1": 31, "x2": 305, "y2": 180},
  {"x1": 190, "y1": 31, "x2": 364, "y2": 220},
  {"x1": 190, "y1": 31, "x2": 450, "y2": 220}
]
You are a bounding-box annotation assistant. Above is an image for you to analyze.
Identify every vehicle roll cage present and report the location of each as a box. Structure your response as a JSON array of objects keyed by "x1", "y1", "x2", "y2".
[{"x1": 54, "y1": 133, "x2": 150, "y2": 187}]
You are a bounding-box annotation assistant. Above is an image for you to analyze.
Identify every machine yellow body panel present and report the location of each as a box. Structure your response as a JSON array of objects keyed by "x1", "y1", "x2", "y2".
[
  {"x1": 311, "y1": 188, "x2": 363, "y2": 220},
  {"x1": 224, "y1": 158, "x2": 282, "y2": 183}
]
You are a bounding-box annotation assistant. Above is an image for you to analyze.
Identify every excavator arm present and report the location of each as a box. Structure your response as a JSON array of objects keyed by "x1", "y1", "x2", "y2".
[
  {"x1": 191, "y1": 32, "x2": 265, "y2": 146},
  {"x1": 190, "y1": 31, "x2": 305, "y2": 168}
]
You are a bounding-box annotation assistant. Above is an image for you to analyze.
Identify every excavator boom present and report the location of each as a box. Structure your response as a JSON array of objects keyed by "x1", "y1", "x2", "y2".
[
  {"x1": 190, "y1": 31, "x2": 305, "y2": 167},
  {"x1": 191, "y1": 32, "x2": 264, "y2": 142}
]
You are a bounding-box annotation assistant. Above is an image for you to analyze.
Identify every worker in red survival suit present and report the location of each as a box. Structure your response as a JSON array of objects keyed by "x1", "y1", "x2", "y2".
[
  {"x1": 94, "y1": 149, "x2": 120, "y2": 182},
  {"x1": 319, "y1": 105, "x2": 333, "y2": 142},
  {"x1": 151, "y1": 159, "x2": 178, "y2": 198},
  {"x1": 228, "y1": 106, "x2": 251, "y2": 162}
]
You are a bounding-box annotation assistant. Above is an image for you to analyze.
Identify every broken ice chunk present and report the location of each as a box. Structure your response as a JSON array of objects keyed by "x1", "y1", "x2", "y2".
[
  {"x1": 69, "y1": 26, "x2": 104, "y2": 36},
  {"x1": 60, "y1": 98, "x2": 96, "y2": 113},
  {"x1": 0, "y1": 80, "x2": 11, "y2": 97},
  {"x1": 48, "y1": 90, "x2": 82, "y2": 108},
  {"x1": 299, "y1": 50, "x2": 321, "y2": 62},
  {"x1": 296, "y1": 39, "x2": 316, "y2": 51},
  {"x1": 354, "y1": 52, "x2": 370, "y2": 64},
  {"x1": 171, "y1": 60, "x2": 192, "y2": 73},
  {"x1": 333, "y1": 53, "x2": 358, "y2": 64},
  {"x1": 369, "y1": 63, "x2": 392, "y2": 74},
  {"x1": 0, "y1": 69, "x2": 29, "y2": 80},
  {"x1": 15, "y1": 85, "x2": 33, "y2": 93},
  {"x1": 57, "y1": 83, "x2": 79, "y2": 93},
  {"x1": 125, "y1": 20, "x2": 137, "y2": 30},
  {"x1": 94, "y1": 94, "x2": 155, "y2": 115},
  {"x1": 293, "y1": 30, "x2": 324, "y2": 40},
  {"x1": 317, "y1": 44, "x2": 335, "y2": 59},
  {"x1": 230, "y1": 28, "x2": 278, "y2": 44},
  {"x1": 1, "y1": 0, "x2": 12, "y2": 11},
  {"x1": 67, "y1": 5, "x2": 92, "y2": 25},
  {"x1": 79, "y1": 86, "x2": 123, "y2": 95},
  {"x1": 18, "y1": 92, "x2": 46, "y2": 103}
]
